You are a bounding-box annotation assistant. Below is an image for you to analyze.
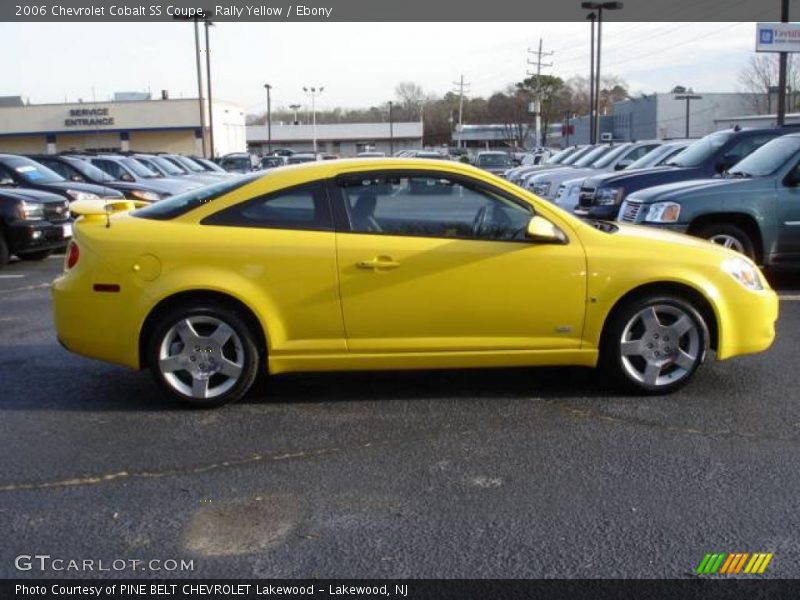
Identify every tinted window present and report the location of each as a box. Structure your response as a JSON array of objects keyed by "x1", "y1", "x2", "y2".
[
  {"x1": 37, "y1": 158, "x2": 76, "y2": 180},
  {"x1": 134, "y1": 173, "x2": 261, "y2": 220},
  {"x1": 92, "y1": 159, "x2": 124, "y2": 180},
  {"x1": 729, "y1": 135, "x2": 800, "y2": 177},
  {"x1": 337, "y1": 172, "x2": 532, "y2": 241},
  {"x1": 476, "y1": 154, "x2": 511, "y2": 167},
  {"x1": 666, "y1": 131, "x2": 735, "y2": 167},
  {"x1": 203, "y1": 182, "x2": 331, "y2": 230},
  {"x1": 722, "y1": 133, "x2": 779, "y2": 165},
  {"x1": 0, "y1": 156, "x2": 64, "y2": 184}
]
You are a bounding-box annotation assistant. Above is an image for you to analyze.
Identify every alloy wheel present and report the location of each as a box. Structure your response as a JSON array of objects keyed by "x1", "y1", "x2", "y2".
[{"x1": 708, "y1": 233, "x2": 746, "y2": 254}]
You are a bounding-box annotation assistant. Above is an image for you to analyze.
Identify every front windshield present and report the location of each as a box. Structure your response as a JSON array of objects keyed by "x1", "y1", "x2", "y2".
[
  {"x1": 67, "y1": 158, "x2": 114, "y2": 182},
  {"x1": 592, "y1": 144, "x2": 633, "y2": 169},
  {"x1": 729, "y1": 136, "x2": 800, "y2": 177},
  {"x1": 477, "y1": 154, "x2": 511, "y2": 167},
  {"x1": 173, "y1": 155, "x2": 205, "y2": 172},
  {"x1": 627, "y1": 145, "x2": 676, "y2": 170},
  {"x1": 151, "y1": 156, "x2": 186, "y2": 176},
  {"x1": 4, "y1": 156, "x2": 65, "y2": 184},
  {"x1": 666, "y1": 131, "x2": 734, "y2": 168},
  {"x1": 134, "y1": 172, "x2": 261, "y2": 220},
  {"x1": 545, "y1": 147, "x2": 576, "y2": 165},
  {"x1": 561, "y1": 146, "x2": 595, "y2": 165},
  {"x1": 121, "y1": 157, "x2": 159, "y2": 178},
  {"x1": 574, "y1": 145, "x2": 613, "y2": 168}
]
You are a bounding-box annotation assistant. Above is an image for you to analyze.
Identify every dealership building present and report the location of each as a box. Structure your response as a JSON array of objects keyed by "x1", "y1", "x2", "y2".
[
  {"x1": 246, "y1": 122, "x2": 424, "y2": 156},
  {"x1": 0, "y1": 94, "x2": 247, "y2": 157}
]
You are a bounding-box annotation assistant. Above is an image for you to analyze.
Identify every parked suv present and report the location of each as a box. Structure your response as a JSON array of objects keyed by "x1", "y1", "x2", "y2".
[
  {"x1": 617, "y1": 132, "x2": 800, "y2": 267},
  {"x1": 83, "y1": 155, "x2": 198, "y2": 195},
  {"x1": 577, "y1": 127, "x2": 790, "y2": 220},
  {"x1": 0, "y1": 187, "x2": 71, "y2": 267}
]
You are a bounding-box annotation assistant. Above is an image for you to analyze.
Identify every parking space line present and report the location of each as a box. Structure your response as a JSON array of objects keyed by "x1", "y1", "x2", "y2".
[
  {"x1": 779, "y1": 295, "x2": 800, "y2": 301},
  {"x1": 0, "y1": 274, "x2": 25, "y2": 279},
  {"x1": 0, "y1": 282, "x2": 50, "y2": 295}
]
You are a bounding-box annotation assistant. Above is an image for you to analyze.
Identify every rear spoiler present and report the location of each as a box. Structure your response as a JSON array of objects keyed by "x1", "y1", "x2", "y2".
[{"x1": 70, "y1": 198, "x2": 148, "y2": 220}]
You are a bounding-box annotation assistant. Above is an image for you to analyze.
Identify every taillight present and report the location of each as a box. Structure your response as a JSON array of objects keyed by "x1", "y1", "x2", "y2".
[{"x1": 65, "y1": 241, "x2": 79, "y2": 269}]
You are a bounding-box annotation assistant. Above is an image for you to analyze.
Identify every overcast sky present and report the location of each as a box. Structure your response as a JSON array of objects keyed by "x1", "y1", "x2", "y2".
[{"x1": 0, "y1": 22, "x2": 767, "y2": 114}]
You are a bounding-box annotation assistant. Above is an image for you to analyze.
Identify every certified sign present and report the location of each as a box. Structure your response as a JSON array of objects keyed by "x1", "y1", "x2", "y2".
[{"x1": 756, "y1": 22, "x2": 800, "y2": 53}]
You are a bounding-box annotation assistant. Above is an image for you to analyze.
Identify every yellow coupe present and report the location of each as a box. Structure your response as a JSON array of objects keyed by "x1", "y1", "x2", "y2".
[{"x1": 52, "y1": 158, "x2": 778, "y2": 406}]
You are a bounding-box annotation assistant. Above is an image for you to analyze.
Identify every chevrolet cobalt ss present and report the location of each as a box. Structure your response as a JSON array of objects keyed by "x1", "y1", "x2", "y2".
[{"x1": 53, "y1": 159, "x2": 778, "y2": 406}]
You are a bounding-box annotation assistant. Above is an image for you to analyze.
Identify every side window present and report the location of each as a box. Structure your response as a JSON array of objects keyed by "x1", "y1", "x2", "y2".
[
  {"x1": 202, "y1": 182, "x2": 332, "y2": 231},
  {"x1": 39, "y1": 160, "x2": 75, "y2": 180},
  {"x1": 725, "y1": 134, "x2": 777, "y2": 163},
  {"x1": 626, "y1": 144, "x2": 658, "y2": 162},
  {"x1": 92, "y1": 159, "x2": 123, "y2": 180},
  {"x1": 337, "y1": 173, "x2": 533, "y2": 241}
]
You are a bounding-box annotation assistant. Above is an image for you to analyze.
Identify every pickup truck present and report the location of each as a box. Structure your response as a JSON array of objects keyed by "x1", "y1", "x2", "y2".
[
  {"x1": 576, "y1": 127, "x2": 790, "y2": 220},
  {"x1": 0, "y1": 187, "x2": 72, "y2": 267},
  {"x1": 617, "y1": 132, "x2": 800, "y2": 266}
]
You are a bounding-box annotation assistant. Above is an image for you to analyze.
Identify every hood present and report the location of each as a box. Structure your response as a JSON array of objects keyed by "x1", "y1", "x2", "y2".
[
  {"x1": 0, "y1": 186, "x2": 66, "y2": 204},
  {"x1": 626, "y1": 177, "x2": 747, "y2": 203},
  {"x1": 611, "y1": 221, "x2": 738, "y2": 259},
  {"x1": 39, "y1": 180, "x2": 125, "y2": 198},
  {"x1": 583, "y1": 165, "x2": 678, "y2": 188}
]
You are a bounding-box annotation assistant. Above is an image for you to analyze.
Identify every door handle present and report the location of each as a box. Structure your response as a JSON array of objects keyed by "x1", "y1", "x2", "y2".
[{"x1": 356, "y1": 256, "x2": 400, "y2": 270}]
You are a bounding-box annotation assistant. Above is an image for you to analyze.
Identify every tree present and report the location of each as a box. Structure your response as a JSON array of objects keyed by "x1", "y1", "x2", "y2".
[
  {"x1": 738, "y1": 54, "x2": 778, "y2": 114},
  {"x1": 394, "y1": 82, "x2": 425, "y2": 121},
  {"x1": 486, "y1": 87, "x2": 533, "y2": 148},
  {"x1": 518, "y1": 74, "x2": 569, "y2": 145}
]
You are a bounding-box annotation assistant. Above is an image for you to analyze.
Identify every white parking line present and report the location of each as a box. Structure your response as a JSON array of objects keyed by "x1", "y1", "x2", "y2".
[
  {"x1": 0, "y1": 274, "x2": 24, "y2": 279},
  {"x1": 779, "y1": 295, "x2": 800, "y2": 301}
]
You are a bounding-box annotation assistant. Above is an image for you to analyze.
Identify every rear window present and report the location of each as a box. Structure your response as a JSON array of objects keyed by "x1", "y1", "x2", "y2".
[{"x1": 133, "y1": 173, "x2": 259, "y2": 220}]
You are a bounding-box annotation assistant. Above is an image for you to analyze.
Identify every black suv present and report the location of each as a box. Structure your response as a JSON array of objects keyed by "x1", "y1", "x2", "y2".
[
  {"x1": 28, "y1": 154, "x2": 166, "y2": 203},
  {"x1": 0, "y1": 187, "x2": 72, "y2": 267},
  {"x1": 0, "y1": 154, "x2": 124, "y2": 203},
  {"x1": 576, "y1": 127, "x2": 792, "y2": 220}
]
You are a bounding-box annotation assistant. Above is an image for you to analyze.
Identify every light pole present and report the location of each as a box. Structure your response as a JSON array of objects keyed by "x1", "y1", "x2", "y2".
[
  {"x1": 586, "y1": 11, "x2": 596, "y2": 144},
  {"x1": 675, "y1": 93, "x2": 703, "y2": 138},
  {"x1": 289, "y1": 104, "x2": 301, "y2": 125},
  {"x1": 192, "y1": 18, "x2": 207, "y2": 157},
  {"x1": 204, "y1": 20, "x2": 215, "y2": 158},
  {"x1": 778, "y1": 0, "x2": 790, "y2": 126},
  {"x1": 582, "y1": 2, "x2": 623, "y2": 145},
  {"x1": 388, "y1": 100, "x2": 394, "y2": 156},
  {"x1": 303, "y1": 86, "x2": 323, "y2": 154},
  {"x1": 264, "y1": 84, "x2": 272, "y2": 154}
]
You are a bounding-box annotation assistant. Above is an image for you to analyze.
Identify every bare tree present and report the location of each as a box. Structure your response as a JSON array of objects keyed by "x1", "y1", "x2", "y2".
[
  {"x1": 738, "y1": 54, "x2": 777, "y2": 114},
  {"x1": 394, "y1": 82, "x2": 425, "y2": 121}
]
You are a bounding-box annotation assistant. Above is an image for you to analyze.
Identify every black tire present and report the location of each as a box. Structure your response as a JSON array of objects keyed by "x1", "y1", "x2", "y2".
[
  {"x1": 147, "y1": 303, "x2": 260, "y2": 408},
  {"x1": 17, "y1": 249, "x2": 53, "y2": 261},
  {"x1": 0, "y1": 233, "x2": 8, "y2": 268},
  {"x1": 599, "y1": 293, "x2": 709, "y2": 395},
  {"x1": 694, "y1": 223, "x2": 756, "y2": 261}
]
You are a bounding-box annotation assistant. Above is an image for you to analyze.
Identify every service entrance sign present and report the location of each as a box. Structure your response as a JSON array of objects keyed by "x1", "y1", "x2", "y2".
[{"x1": 757, "y1": 22, "x2": 800, "y2": 53}]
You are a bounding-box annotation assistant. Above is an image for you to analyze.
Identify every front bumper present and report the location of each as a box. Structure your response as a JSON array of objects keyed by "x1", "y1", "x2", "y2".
[
  {"x1": 6, "y1": 219, "x2": 71, "y2": 254},
  {"x1": 717, "y1": 287, "x2": 778, "y2": 360}
]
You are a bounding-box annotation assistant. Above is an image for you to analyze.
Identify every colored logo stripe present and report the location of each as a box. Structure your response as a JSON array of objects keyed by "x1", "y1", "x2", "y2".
[{"x1": 697, "y1": 552, "x2": 773, "y2": 575}]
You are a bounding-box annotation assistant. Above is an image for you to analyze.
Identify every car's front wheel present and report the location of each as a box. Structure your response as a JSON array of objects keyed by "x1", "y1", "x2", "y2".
[
  {"x1": 147, "y1": 304, "x2": 260, "y2": 407},
  {"x1": 601, "y1": 294, "x2": 708, "y2": 394},
  {"x1": 695, "y1": 223, "x2": 756, "y2": 261}
]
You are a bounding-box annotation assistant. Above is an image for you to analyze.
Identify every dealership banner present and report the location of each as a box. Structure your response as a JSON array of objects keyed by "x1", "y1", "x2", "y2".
[
  {"x1": 3, "y1": 579, "x2": 799, "y2": 599},
  {"x1": 0, "y1": 0, "x2": 789, "y2": 22},
  {"x1": 757, "y1": 22, "x2": 800, "y2": 53}
]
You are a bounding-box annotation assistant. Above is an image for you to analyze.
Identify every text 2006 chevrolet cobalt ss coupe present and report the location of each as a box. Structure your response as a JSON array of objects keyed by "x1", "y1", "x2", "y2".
[{"x1": 53, "y1": 158, "x2": 777, "y2": 406}]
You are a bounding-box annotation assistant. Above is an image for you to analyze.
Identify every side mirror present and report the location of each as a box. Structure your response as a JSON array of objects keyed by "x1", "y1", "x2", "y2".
[
  {"x1": 615, "y1": 159, "x2": 633, "y2": 171},
  {"x1": 0, "y1": 177, "x2": 15, "y2": 186},
  {"x1": 526, "y1": 215, "x2": 567, "y2": 244},
  {"x1": 119, "y1": 172, "x2": 135, "y2": 182}
]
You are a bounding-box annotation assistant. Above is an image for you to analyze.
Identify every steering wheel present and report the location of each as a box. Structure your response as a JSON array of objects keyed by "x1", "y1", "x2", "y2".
[{"x1": 471, "y1": 205, "x2": 488, "y2": 237}]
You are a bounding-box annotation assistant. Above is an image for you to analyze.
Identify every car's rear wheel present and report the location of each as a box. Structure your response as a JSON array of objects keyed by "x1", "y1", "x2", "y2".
[
  {"x1": 147, "y1": 304, "x2": 260, "y2": 407},
  {"x1": 601, "y1": 294, "x2": 708, "y2": 394},
  {"x1": 695, "y1": 223, "x2": 755, "y2": 260},
  {"x1": 17, "y1": 249, "x2": 53, "y2": 261}
]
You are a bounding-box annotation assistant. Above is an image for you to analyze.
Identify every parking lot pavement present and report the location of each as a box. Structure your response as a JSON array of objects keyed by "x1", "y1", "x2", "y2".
[{"x1": 2, "y1": 258, "x2": 800, "y2": 578}]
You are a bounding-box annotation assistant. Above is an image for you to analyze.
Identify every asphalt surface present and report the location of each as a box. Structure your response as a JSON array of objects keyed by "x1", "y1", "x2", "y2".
[{"x1": 2, "y1": 256, "x2": 800, "y2": 579}]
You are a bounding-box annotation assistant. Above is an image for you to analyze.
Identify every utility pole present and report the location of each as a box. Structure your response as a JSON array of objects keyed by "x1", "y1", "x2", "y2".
[
  {"x1": 451, "y1": 75, "x2": 471, "y2": 148},
  {"x1": 778, "y1": 0, "x2": 790, "y2": 126},
  {"x1": 388, "y1": 101, "x2": 394, "y2": 156},
  {"x1": 563, "y1": 109, "x2": 573, "y2": 146},
  {"x1": 264, "y1": 84, "x2": 272, "y2": 153},
  {"x1": 674, "y1": 93, "x2": 702, "y2": 138},
  {"x1": 527, "y1": 37, "x2": 553, "y2": 148},
  {"x1": 192, "y1": 18, "x2": 207, "y2": 157},
  {"x1": 204, "y1": 20, "x2": 215, "y2": 158},
  {"x1": 303, "y1": 86, "x2": 323, "y2": 154}
]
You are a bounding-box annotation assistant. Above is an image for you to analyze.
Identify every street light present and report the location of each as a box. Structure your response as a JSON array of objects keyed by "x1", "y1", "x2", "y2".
[
  {"x1": 302, "y1": 86, "x2": 324, "y2": 154},
  {"x1": 264, "y1": 84, "x2": 272, "y2": 154},
  {"x1": 204, "y1": 20, "x2": 215, "y2": 158},
  {"x1": 586, "y1": 11, "x2": 596, "y2": 144},
  {"x1": 674, "y1": 93, "x2": 703, "y2": 138},
  {"x1": 388, "y1": 100, "x2": 394, "y2": 156},
  {"x1": 289, "y1": 104, "x2": 301, "y2": 125},
  {"x1": 581, "y1": 2, "x2": 623, "y2": 145}
]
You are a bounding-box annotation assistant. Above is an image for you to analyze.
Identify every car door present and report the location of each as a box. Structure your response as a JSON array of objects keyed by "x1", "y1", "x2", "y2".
[
  {"x1": 775, "y1": 160, "x2": 800, "y2": 261},
  {"x1": 331, "y1": 170, "x2": 587, "y2": 353}
]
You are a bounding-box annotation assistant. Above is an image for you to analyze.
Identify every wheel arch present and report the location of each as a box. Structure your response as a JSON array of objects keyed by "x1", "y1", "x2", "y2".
[
  {"x1": 138, "y1": 289, "x2": 269, "y2": 370},
  {"x1": 687, "y1": 212, "x2": 764, "y2": 264},
  {"x1": 600, "y1": 281, "x2": 719, "y2": 353}
]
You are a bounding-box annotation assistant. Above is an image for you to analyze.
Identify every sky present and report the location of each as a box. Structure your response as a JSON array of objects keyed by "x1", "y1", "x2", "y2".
[{"x1": 0, "y1": 22, "x2": 767, "y2": 115}]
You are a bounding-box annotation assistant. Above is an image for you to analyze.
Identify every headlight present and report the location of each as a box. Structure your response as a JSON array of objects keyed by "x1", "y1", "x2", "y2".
[
  {"x1": 532, "y1": 182, "x2": 551, "y2": 196},
  {"x1": 65, "y1": 190, "x2": 100, "y2": 202},
  {"x1": 722, "y1": 257, "x2": 763, "y2": 291},
  {"x1": 644, "y1": 201, "x2": 681, "y2": 223},
  {"x1": 130, "y1": 190, "x2": 162, "y2": 202},
  {"x1": 595, "y1": 186, "x2": 625, "y2": 206},
  {"x1": 20, "y1": 201, "x2": 44, "y2": 220}
]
